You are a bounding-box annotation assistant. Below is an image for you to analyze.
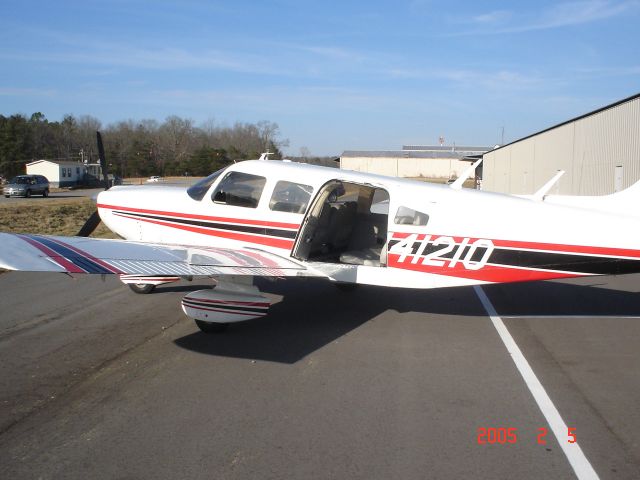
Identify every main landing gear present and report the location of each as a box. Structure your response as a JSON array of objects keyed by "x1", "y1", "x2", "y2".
[
  {"x1": 181, "y1": 278, "x2": 269, "y2": 334},
  {"x1": 194, "y1": 320, "x2": 229, "y2": 333},
  {"x1": 122, "y1": 275, "x2": 269, "y2": 334},
  {"x1": 128, "y1": 283, "x2": 156, "y2": 294},
  {"x1": 120, "y1": 275, "x2": 181, "y2": 294}
]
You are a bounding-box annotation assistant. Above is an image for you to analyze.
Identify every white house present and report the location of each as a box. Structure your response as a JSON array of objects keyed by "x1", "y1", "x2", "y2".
[{"x1": 26, "y1": 160, "x2": 86, "y2": 188}]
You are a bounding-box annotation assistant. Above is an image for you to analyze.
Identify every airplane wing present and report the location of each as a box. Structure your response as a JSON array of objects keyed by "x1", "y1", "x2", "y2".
[{"x1": 0, "y1": 233, "x2": 315, "y2": 278}]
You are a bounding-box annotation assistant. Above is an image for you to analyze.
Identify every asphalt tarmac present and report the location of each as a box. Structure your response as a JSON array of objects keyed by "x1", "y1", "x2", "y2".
[{"x1": 0, "y1": 272, "x2": 639, "y2": 479}]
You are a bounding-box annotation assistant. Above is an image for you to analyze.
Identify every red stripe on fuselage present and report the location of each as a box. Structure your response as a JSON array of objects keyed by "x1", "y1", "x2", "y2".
[
  {"x1": 390, "y1": 232, "x2": 640, "y2": 259},
  {"x1": 387, "y1": 253, "x2": 582, "y2": 283},
  {"x1": 98, "y1": 203, "x2": 300, "y2": 230},
  {"x1": 114, "y1": 213, "x2": 294, "y2": 250}
]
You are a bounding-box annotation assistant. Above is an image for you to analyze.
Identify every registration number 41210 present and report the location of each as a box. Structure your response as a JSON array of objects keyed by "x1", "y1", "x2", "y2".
[{"x1": 389, "y1": 234, "x2": 495, "y2": 270}]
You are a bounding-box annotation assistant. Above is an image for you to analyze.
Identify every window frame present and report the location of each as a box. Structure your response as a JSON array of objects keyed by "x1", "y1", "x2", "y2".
[
  {"x1": 394, "y1": 206, "x2": 430, "y2": 226},
  {"x1": 268, "y1": 180, "x2": 314, "y2": 214},
  {"x1": 187, "y1": 167, "x2": 227, "y2": 201},
  {"x1": 211, "y1": 171, "x2": 267, "y2": 209}
]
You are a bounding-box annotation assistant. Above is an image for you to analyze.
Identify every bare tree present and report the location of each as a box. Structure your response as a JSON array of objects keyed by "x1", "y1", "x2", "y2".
[
  {"x1": 29, "y1": 112, "x2": 51, "y2": 159},
  {"x1": 0, "y1": 111, "x2": 290, "y2": 177},
  {"x1": 299, "y1": 146, "x2": 311, "y2": 159},
  {"x1": 57, "y1": 114, "x2": 77, "y2": 159},
  {"x1": 158, "y1": 116, "x2": 195, "y2": 165},
  {"x1": 76, "y1": 115, "x2": 102, "y2": 163},
  {"x1": 256, "y1": 120, "x2": 289, "y2": 153},
  {"x1": 199, "y1": 117, "x2": 217, "y2": 145}
]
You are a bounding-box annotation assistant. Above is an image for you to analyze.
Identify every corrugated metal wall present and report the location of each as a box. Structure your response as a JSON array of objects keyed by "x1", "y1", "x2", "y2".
[
  {"x1": 341, "y1": 157, "x2": 470, "y2": 179},
  {"x1": 482, "y1": 95, "x2": 640, "y2": 195}
]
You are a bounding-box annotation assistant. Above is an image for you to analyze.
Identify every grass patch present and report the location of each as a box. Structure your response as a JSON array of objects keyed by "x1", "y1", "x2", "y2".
[{"x1": 0, "y1": 198, "x2": 118, "y2": 238}]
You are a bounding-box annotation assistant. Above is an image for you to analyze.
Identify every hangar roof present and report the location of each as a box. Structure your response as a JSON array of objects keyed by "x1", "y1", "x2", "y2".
[
  {"x1": 488, "y1": 91, "x2": 640, "y2": 153},
  {"x1": 402, "y1": 145, "x2": 491, "y2": 153},
  {"x1": 341, "y1": 150, "x2": 484, "y2": 160}
]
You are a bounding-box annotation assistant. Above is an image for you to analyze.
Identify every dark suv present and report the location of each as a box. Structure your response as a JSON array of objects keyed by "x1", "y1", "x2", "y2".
[{"x1": 3, "y1": 175, "x2": 50, "y2": 198}]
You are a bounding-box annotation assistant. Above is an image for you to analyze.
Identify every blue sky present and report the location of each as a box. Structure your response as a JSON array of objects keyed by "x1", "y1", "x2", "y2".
[{"x1": 1, "y1": 0, "x2": 639, "y2": 155}]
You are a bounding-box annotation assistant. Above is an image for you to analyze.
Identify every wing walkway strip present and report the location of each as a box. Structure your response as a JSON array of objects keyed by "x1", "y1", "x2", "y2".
[{"x1": 473, "y1": 286, "x2": 599, "y2": 480}]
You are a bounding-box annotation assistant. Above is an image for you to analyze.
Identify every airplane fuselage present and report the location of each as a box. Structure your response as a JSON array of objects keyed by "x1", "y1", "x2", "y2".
[{"x1": 97, "y1": 160, "x2": 640, "y2": 289}]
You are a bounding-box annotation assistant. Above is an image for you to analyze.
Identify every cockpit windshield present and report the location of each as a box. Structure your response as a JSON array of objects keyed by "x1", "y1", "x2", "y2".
[{"x1": 187, "y1": 168, "x2": 227, "y2": 201}]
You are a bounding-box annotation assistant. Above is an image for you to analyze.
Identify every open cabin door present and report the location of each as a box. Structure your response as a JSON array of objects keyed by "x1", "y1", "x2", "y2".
[{"x1": 293, "y1": 181, "x2": 390, "y2": 267}]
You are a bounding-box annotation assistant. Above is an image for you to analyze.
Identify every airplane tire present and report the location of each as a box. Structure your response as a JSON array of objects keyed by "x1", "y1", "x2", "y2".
[
  {"x1": 195, "y1": 320, "x2": 229, "y2": 333},
  {"x1": 128, "y1": 283, "x2": 156, "y2": 294}
]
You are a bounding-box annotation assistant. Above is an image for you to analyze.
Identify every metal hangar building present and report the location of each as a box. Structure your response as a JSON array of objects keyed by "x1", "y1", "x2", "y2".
[
  {"x1": 482, "y1": 93, "x2": 640, "y2": 196},
  {"x1": 340, "y1": 145, "x2": 491, "y2": 180}
]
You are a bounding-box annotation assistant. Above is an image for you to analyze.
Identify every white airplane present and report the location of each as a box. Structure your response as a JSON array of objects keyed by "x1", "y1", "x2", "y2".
[{"x1": 2, "y1": 135, "x2": 640, "y2": 333}]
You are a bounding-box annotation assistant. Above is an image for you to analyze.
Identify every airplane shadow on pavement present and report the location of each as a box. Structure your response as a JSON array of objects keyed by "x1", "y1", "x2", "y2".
[
  {"x1": 172, "y1": 275, "x2": 640, "y2": 364},
  {"x1": 481, "y1": 277, "x2": 640, "y2": 317}
]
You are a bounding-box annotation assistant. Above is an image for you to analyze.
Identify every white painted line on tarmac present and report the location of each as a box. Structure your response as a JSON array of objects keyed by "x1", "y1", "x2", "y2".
[{"x1": 474, "y1": 286, "x2": 600, "y2": 480}]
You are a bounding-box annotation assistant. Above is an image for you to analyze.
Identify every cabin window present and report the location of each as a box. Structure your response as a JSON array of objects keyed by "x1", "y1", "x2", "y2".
[
  {"x1": 394, "y1": 206, "x2": 429, "y2": 226},
  {"x1": 187, "y1": 167, "x2": 227, "y2": 201},
  {"x1": 370, "y1": 188, "x2": 390, "y2": 215},
  {"x1": 269, "y1": 181, "x2": 313, "y2": 214},
  {"x1": 212, "y1": 171, "x2": 266, "y2": 208}
]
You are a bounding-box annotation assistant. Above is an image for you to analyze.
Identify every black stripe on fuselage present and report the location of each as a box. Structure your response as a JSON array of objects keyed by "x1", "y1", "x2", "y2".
[
  {"x1": 490, "y1": 249, "x2": 640, "y2": 275},
  {"x1": 115, "y1": 211, "x2": 298, "y2": 239},
  {"x1": 387, "y1": 240, "x2": 640, "y2": 275}
]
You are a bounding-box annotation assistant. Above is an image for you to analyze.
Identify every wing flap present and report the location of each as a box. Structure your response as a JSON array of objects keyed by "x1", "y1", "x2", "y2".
[{"x1": 0, "y1": 233, "x2": 311, "y2": 277}]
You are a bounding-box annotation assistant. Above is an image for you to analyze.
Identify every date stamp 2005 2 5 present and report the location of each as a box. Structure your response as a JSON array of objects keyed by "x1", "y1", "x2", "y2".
[{"x1": 477, "y1": 427, "x2": 577, "y2": 445}]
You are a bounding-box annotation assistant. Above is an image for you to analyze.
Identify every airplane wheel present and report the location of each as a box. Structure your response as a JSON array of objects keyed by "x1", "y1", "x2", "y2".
[
  {"x1": 195, "y1": 320, "x2": 229, "y2": 333},
  {"x1": 334, "y1": 282, "x2": 358, "y2": 292},
  {"x1": 128, "y1": 283, "x2": 156, "y2": 294}
]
